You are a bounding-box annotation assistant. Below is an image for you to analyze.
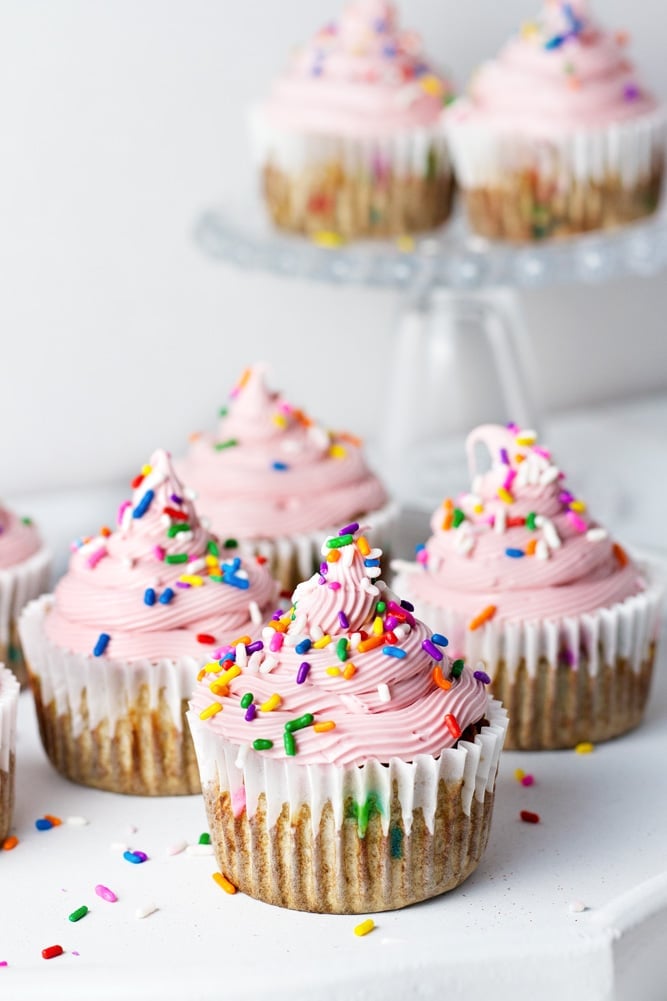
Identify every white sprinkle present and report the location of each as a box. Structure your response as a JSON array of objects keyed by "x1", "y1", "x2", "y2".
[
  {"x1": 535, "y1": 540, "x2": 549, "y2": 560},
  {"x1": 518, "y1": 428, "x2": 537, "y2": 442},
  {"x1": 66, "y1": 816, "x2": 89, "y2": 827},
  {"x1": 365, "y1": 567, "x2": 381, "y2": 578},
  {"x1": 377, "y1": 683, "x2": 391, "y2": 703},
  {"x1": 166, "y1": 840, "x2": 187, "y2": 856},
  {"x1": 261, "y1": 626, "x2": 275, "y2": 642},
  {"x1": 569, "y1": 900, "x2": 588, "y2": 914},
  {"x1": 178, "y1": 531, "x2": 194, "y2": 544},
  {"x1": 494, "y1": 508, "x2": 506, "y2": 534},
  {"x1": 367, "y1": 548, "x2": 382, "y2": 560},
  {"x1": 122, "y1": 556, "x2": 135, "y2": 570},
  {"x1": 187, "y1": 557, "x2": 206, "y2": 574},
  {"x1": 360, "y1": 578, "x2": 379, "y2": 595},
  {"x1": 160, "y1": 514, "x2": 172, "y2": 528},
  {"x1": 200, "y1": 516, "x2": 211, "y2": 531},
  {"x1": 309, "y1": 425, "x2": 330, "y2": 450},
  {"x1": 111, "y1": 842, "x2": 129, "y2": 853},
  {"x1": 246, "y1": 650, "x2": 264, "y2": 673},
  {"x1": 186, "y1": 843, "x2": 214, "y2": 857},
  {"x1": 393, "y1": 623, "x2": 410, "y2": 640},
  {"x1": 235, "y1": 643, "x2": 248, "y2": 668},
  {"x1": 184, "y1": 487, "x2": 198, "y2": 501},
  {"x1": 455, "y1": 533, "x2": 475, "y2": 555},
  {"x1": 235, "y1": 568, "x2": 249, "y2": 581},
  {"x1": 540, "y1": 465, "x2": 560, "y2": 486},
  {"x1": 311, "y1": 624, "x2": 324, "y2": 640},
  {"x1": 515, "y1": 462, "x2": 529, "y2": 488},
  {"x1": 121, "y1": 506, "x2": 133, "y2": 531},
  {"x1": 586, "y1": 528, "x2": 608, "y2": 543},
  {"x1": 248, "y1": 600, "x2": 262, "y2": 625},
  {"x1": 349, "y1": 632, "x2": 362, "y2": 650},
  {"x1": 136, "y1": 903, "x2": 158, "y2": 919},
  {"x1": 542, "y1": 518, "x2": 561, "y2": 550},
  {"x1": 259, "y1": 655, "x2": 278, "y2": 675},
  {"x1": 527, "y1": 455, "x2": 541, "y2": 486}
]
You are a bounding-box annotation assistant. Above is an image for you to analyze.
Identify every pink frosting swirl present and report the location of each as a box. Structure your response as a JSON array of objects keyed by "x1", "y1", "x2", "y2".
[
  {"x1": 0, "y1": 504, "x2": 42, "y2": 570},
  {"x1": 178, "y1": 366, "x2": 388, "y2": 539},
  {"x1": 262, "y1": 1, "x2": 454, "y2": 137},
  {"x1": 406, "y1": 424, "x2": 644, "y2": 624},
  {"x1": 189, "y1": 523, "x2": 490, "y2": 767},
  {"x1": 448, "y1": 1, "x2": 657, "y2": 136},
  {"x1": 45, "y1": 450, "x2": 278, "y2": 662}
]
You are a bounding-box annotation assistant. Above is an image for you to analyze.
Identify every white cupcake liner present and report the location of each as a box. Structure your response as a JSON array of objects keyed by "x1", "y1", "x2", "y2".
[
  {"x1": 0, "y1": 664, "x2": 19, "y2": 840},
  {"x1": 0, "y1": 545, "x2": 51, "y2": 659},
  {"x1": 18, "y1": 595, "x2": 202, "y2": 795},
  {"x1": 250, "y1": 104, "x2": 452, "y2": 179},
  {"x1": 445, "y1": 104, "x2": 665, "y2": 191},
  {"x1": 236, "y1": 499, "x2": 400, "y2": 595}
]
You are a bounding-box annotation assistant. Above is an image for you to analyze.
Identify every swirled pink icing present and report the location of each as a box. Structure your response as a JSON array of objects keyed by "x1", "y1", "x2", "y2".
[
  {"x1": 261, "y1": 1, "x2": 453, "y2": 137},
  {"x1": 405, "y1": 424, "x2": 644, "y2": 625},
  {"x1": 45, "y1": 450, "x2": 278, "y2": 662},
  {"x1": 0, "y1": 505, "x2": 42, "y2": 570},
  {"x1": 178, "y1": 366, "x2": 388, "y2": 540},
  {"x1": 447, "y1": 1, "x2": 657, "y2": 136},
  {"x1": 189, "y1": 523, "x2": 490, "y2": 767}
]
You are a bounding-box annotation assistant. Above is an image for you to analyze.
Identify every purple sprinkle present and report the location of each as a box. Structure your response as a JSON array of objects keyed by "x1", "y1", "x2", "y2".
[
  {"x1": 384, "y1": 615, "x2": 398, "y2": 631},
  {"x1": 559, "y1": 490, "x2": 574, "y2": 505},
  {"x1": 328, "y1": 581, "x2": 341, "y2": 591},
  {"x1": 624, "y1": 83, "x2": 640, "y2": 101},
  {"x1": 176, "y1": 581, "x2": 191, "y2": 589},
  {"x1": 338, "y1": 522, "x2": 359, "y2": 536},
  {"x1": 296, "y1": 662, "x2": 310, "y2": 685},
  {"x1": 319, "y1": 561, "x2": 328, "y2": 576},
  {"x1": 382, "y1": 43, "x2": 397, "y2": 57},
  {"x1": 244, "y1": 704, "x2": 257, "y2": 722},
  {"x1": 506, "y1": 422, "x2": 519, "y2": 433},
  {"x1": 132, "y1": 850, "x2": 149, "y2": 862},
  {"x1": 422, "y1": 638, "x2": 443, "y2": 662},
  {"x1": 338, "y1": 611, "x2": 349, "y2": 630},
  {"x1": 499, "y1": 448, "x2": 510, "y2": 465},
  {"x1": 170, "y1": 493, "x2": 182, "y2": 505},
  {"x1": 400, "y1": 600, "x2": 415, "y2": 612},
  {"x1": 560, "y1": 648, "x2": 576, "y2": 667},
  {"x1": 245, "y1": 640, "x2": 264, "y2": 655},
  {"x1": 272, "y1": 609, "x2": 284, "y2": 621},
  {"x1": 474, "y1": 670, "x2": 491, "y2": 685}
]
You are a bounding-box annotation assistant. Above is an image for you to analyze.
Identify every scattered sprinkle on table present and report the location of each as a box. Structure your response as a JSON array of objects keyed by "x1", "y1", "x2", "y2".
[
  {"x1": 354, "y1": 919, "x2": 375, "y2": 937},
  {"x1": 212, "y1": 872, "x2": 237, "y2": 895},
  {"x1": 521, "y1": 774, "x2": 535, "y2": 787},
  {"x1": 569, "y1": 900, "x2": 588, "y2": 913},
  {"x1": 123, "y1": 850, "x2": 148, "y2": 864},
  {"x1": 166, "y1": 840, "x2": 187, "y2": 856},
  {"x1": 66, "y1": 816, "x2": 89, "y2": 826},
  {"x1": 1, "y1": 836, "x2": 18, "y2": 851},
  {"x1": 520, "y1": 810, "x2": 540, "y2": 824},
  {"x1": 95, "y1": 885, "x2": 117, "y2": 903},
  {"x1": 186, "y1": 843, "x2": 214, "y2": 857},
  {"x1": 35, "y1": 817, "x2": 54, "y2": 831},
  {"x1": 136, "y1": 903, "x2": 158, "y2": 919},
  {"x1": 42, "y1": 945, "x2": 64, "y2": 960},
  {"x1": 575, "y1": 742, "x2": 595, "y2": 754},
  {"x1": 68, "y1": 905, "x2": 88, "y2": 923}
]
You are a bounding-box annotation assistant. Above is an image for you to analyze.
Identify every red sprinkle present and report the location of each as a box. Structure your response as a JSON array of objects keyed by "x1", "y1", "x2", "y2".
[
  {"x1": 196, "y1": 633, "x2": 216, "y2": 645},
  {"x1": 131, "y1": 474, "x2": 144, "y2": 489},
  {"x1": 255, "y1": 556, "x2": 268, "y2": 565},
  {"x1": 163, "y1": 506, "x2": 189, "y2": 521},
  {"x1": 520, "y1": 810, "x2": 540, "y2": 824},
  {"x1": 42, "y1": 945, "x2": 64, "y2": 960},
  {"x1": 444, "y1": 713, "x2": 461, "y2": 739},
  {"x1": 384, "y1": 631, "x2": 398, "y2": 645}
]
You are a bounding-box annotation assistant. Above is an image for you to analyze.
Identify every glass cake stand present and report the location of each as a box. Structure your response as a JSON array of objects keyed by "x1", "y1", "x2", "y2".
[{"x1": 195, "y1": 197, "x2": 667, "y2": 506}]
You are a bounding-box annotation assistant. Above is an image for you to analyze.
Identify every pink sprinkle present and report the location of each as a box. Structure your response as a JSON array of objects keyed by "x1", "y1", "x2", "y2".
[
  {"x1": 153, "y1": 545, "x2": 165, "y2": 561},
  {"x1": 0, "y1": 961, "x2": 7, "y2": 967},
  {"x1": 117, "y1": 500, "x2": 131, "y2": 526},
  {"x1": 416, "y1": 549, "x2": 428, "y2": 565},
  {"x1": 95, "y1": 884, "x2": 118, "y2": 903},
  {"x1": 86, "y1": 546, "x2": 108, "y2": 570},
  {"x1": 269, "y1": 632, "x2": 284, "y2": 652},
  {"x1": 566, "y1": 511, "x2": 588, "y2": 534},
  {"x1": 231, "y1": 786, "x2": 246, "y2": 818},
  {"x1": 521, "y1": 774, "x2": 535, "y2": 787},
  {"x1": 503, "y1": 468, "x2": 517, "y2": 491},
  {"x1": 213, "y1": 646, "x2": 231, "y2": 659},
  {"x1": 328, "y1": 581, "x2": 341, "y2": 590},
  {"x1": 533, "y1": 447, "x2": 551, "y2": 460}
]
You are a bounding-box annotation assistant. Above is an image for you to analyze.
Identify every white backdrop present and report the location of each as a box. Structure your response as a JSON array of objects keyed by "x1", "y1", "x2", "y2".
[{"x1": 1, "y1": 0, "x2": 667, "y2": 496}]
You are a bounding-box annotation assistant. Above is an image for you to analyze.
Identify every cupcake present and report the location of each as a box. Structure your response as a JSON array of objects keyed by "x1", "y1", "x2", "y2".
[
  {"x1": 0, "y1": 665, "x2": 19, "y2": 842},
  {"x1": 0, "y1": 502, "x2": 51, "y2": 686},
  {"x1": 394, "y1": 424, "x2": 665, "y2": 750},
  {"x1": 188, "y1": 522, "x2": 507, "y2": 913},
  {"x1": 178, "y1": 365, "x2": 397, "y2": 593},
  {"x1": 251, "y1": 0, "x2": 455, "y2": 239},
  {"x1": 19, "y1": 449, "x2": 278, "y2": 796},
  {"x1": 445, "y1": 2, "x2": 665, "y2": 240}
]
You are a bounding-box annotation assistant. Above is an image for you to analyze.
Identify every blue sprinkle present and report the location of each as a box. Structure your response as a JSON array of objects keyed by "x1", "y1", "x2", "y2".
[
  {"x1": 222, "y1": 575, "x2": 249, "y2": 590},
  {"x1": 123, "y1": 851, "x2": 146, "y2": 864},
  {"x1": 382, "y1": 646, "x2": 407, "y2": 659},
  {"x1": 474, "y1": 670, "x2": 491, "y2": 685},
  {"x1": 505, "y1": 548, "x2": 525, "y2": 559},
  {"x1": 35, "y1": 818, "x2": 53, "y2": 831},
  {"x1": 224, "y1": 557, "x2": 241, "y2": 573},
  {"x1": 144, "y1": 588, "x2": 156, "y2": 606},
  {"x1": 295, "y1": 638, "x2": 312, "y2": 655},
  {"x1": 544, "y1": 34, "x2": 565, "y2": 50},
  {"x1": 400, "y1": 599, "x2": 414, "y2": 612},
  {"x1": 219, "y1": 651, "x2": 235, "y2": 663},
  {"x1": 159, "y1": 587, "x2": 174, "y2": 605},
  {"x1": 364, "y1": 558, "x2": 380, "y2": 567},
  {"x1": 432, "y1": 633, "x2": 449, "y2": 647},
  {"x1": 93, "y1": 633, "x2": 110, "y2": 657},
  {"x1": 132, "y1": 489, "x2": 154, "y2": 519},
  {"x1": 271, "y1": 461, "x2": 289, "y2": 471},
  {"x1": 415, "y1": 543, "x2": 425, "y2": 554}
]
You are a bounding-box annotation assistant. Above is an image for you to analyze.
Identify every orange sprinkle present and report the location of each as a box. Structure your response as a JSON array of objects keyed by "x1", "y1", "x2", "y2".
[
  {"x1": 237, "y1": 367, "x2": 251, "y2": 391},
  {"x1": 525, "y1": 539, "x2": 537, "y2": 556},
  {"x1": 357, "y1": 536, "x2": 371, "y2": 557},
  {"x1": 326, "y1": 550, "x2": 341, "y2": 563},
  {"x1": 515, "y1": 453, "x2": 526, "y2": 463},
  {"x1": 43, "y1": 815, "x2": 62, "y2": 827},
  {"x1": 314, "y1": 721, "x2": 336, "y2": 733},
  {"x1": 267, "y1": 619, "x2": 288, "y2": 633},
  {"x1": 357, "y1": 635, "x2": 384, "y2": 653},
  {"x1": 432, "y1": 666, "x2": 452, "y2": 691},
  {"x1": 209, "y1": 681, "x2": 230, "y2": 697},
  {"x1": 468, "y1": 605, "x2": 497, "y2": 631},
  {"x1": 230, "y1": 635, "x2": 251, "y2": 648},
  {"x1": 99, "y1": 526, "x2": 112, "y2": 538},
  {"x1": 2, "y1": 836, "x2": 19, "y2": 851},
  {"x1": 188, "y1": 431, "x2": 202, "y2": 442},
  {"x1": 212, "y1": 871, "x2": 237, "y2": 895},
  {"x1": 442, "y1": 497, "x2": 454, "y2": 531},
  {"x1": 197, "y1": 668, "x2": 206, "y2": 682},
  {"x1": 613, "y1": 543, "x2": 629, "y2": 567},
  {"x1": 339, "y1": 431, "x2": 362, "y2": 447},
  {"x1": 343, "y1": 663, "x2": 357, "y2": 680}
]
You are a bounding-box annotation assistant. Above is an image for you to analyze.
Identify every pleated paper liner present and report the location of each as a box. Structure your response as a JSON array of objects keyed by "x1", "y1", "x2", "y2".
[
  {"x1": 0, "y1": 664, "x2": 19, "y2": 841},
  {"x1": 0, "y1": 545, "x2": 51, "y2": 686}
]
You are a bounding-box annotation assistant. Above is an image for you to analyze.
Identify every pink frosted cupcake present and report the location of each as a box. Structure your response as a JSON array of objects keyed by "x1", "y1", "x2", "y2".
[
  {"x1": 394, "y1": 425, "x2": 665, "y2": 750},
  {"x1": 19, "y1": 450, "x2": 278, "y2": 795},
  {"x1": 251, "y1": 0, "x2": 455, "y2": 238},
  {"x1": 446, "y1": 1, "x2": 665, "y2": 240},
  {"x1": 0, "y1": 502, "x2": 51, "y2": 686},
  {"x1": 188, "y1": 522, "x2": 507, "y2": 913},
  {"x1": 0, "y1": 665, "x2": 19, "y2": 843},
  {"x1": 178, "y1": 366, "x2": 397, "y2": 592}
]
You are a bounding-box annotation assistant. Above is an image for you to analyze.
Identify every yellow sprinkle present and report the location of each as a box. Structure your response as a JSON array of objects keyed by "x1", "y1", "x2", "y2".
[
  {"x1": 230, "y1": 635, "x2": 252, "y2": 648},
  {"x1": 329, "y1": 444, "x2": 347, "y2": 459},
  {"x1": 420, "y1": 74, "x2": 444, "y2": 97},
  {"x1": 199, "y1": 702, "x2": 222, "y2": 720},
  {"x1": 395, "y1": 235, "x2": 415, "y2": 253},
  {"x1": 209, "y1": 681, "x2": 229, "y2": 696},
  {"x1": 314, "y1": 721, "x2": 336, "y2": 733},
  {"x1": 575, "y1": 742, "x2": 595, "y2": 755},
  {"x1": 272, "y1": 413, "x2": 288, "y2": 429},
  {"x1": 326, "y1": 667, "x2": 341, "y2": 677},
  {"x1": 179, "y1": 574, "x2": 203, "y2": 586},
  {"x1": 260, "y1": 693, "x2": 281, "y2": 713},
  {"x1": 312, "y1": 230, "x2": 344, "y2": 248},
  {"x1": 372, "y1": 616, "x2": 384, "y2": 636},
  {"x1": 497, "y1": 487, "x2": 514, "y2": 505},
  {"x1": 343, "y1": 663, "x2": 356, "y2": 680},
  {"x1": 515, "y1": 433, "x2": 537, "y2": 446},
  {"x1": 514, "y1": 768, "x2": 526, "y2": 782},
  {"x1": 205, "y1": 555, "x2": 219, "y2": 568},
  {"x1": 218, "y1": 664, "x2": 242, "y2": 687},
  {"x1": 569, "y1": 500, "x2": 587, "y2": 513},
  {"x1": 204, "y1": 661, "x2": 221, "y2": 674},
  {"x1": 473, "y1": 504, "x2": 484, "y2": 515},
  {"x1": 357, "y1": 536, "x2": 371, "y2": 557},
  {"x1": 354, "y1": 919, "x2": 375, "y2": 937},
  {"x1": 212, "y1": 872, "x2": 237, "y2": 895},
  {"x1": 141, "y1": 464, "x2": 152, "y2": 476},
  {"x1": 313, "y1": 635, "x2": 332, "y2": 649},
  {"x1": 521, "y1": 20, "x2": 539, "y2": 39}
]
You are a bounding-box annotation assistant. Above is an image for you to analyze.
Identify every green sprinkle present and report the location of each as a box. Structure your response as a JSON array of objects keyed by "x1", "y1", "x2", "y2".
[
  {"x1": 209, "y1": 574, "x2": 224, "y2": 582},
  {"x1": 285, "y1": 713, "x2": 314, "y2": 733},
  {"x1": 8, "y1": 644, "x2": 20, "y2": 663},
  {"x1": 167, "y1": 523, "x2": 191, "y2": 537},
  {"x1": 336, "y1": 638, "x2": 349, "y2": 662},
  {"x1": 214, "y1": 438, "x2": 238, "y2": 451},
  {"x1": 452, "y1": 508, "x2": 465, "y2": 528},
  {"x1": 443, "y1": 92, "x2": 457, "y2": 107},
  {"x1": 240, "y1": 692, "x2": 253, "y2": 709},
  {"x1": 223, "y1": 538, "x2": 238, "y2": 549},
  {"x1": 21, "y1": 516, "x2": 33, "y2": 526},
  {"x1": 390, "y1": 826, "x2": 404, "y2": 860},
  {"x1": 346, "y1": 792, "x2": 383, "y2": 837},
  {"x1": 326, "y1": 534, "x2": 353, "y2": 549},
  {"x1": 376, "y1": 601, "x2": 386, "y2": 613},
  {"x1": 451, "y1": 658, "x2": 465, "y2": 679},
  {"x1": 283, "y1": 730, "x2": 297, "y2": 756},
  {"x1": 526, "y1": 512, "x2": 537, "y2": 531},
  {"x1": 218, "y1": 406, "x2": 228, "y2": 418},
  {"x1": 198, "y1": 832, "x2": 211, "y2": 845},
  {"x1": 207, "y1": 540, "x2": 220, "y2": 557},
  {"x1": 68, "y1": 905, "x2": 88, "y2": 923},
  {"x1": 165, "y1": 553, "x2": 188, "y2": 564},
  {"x1": 252, "y1": 739, "x2": 273, "y2": 752}
]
